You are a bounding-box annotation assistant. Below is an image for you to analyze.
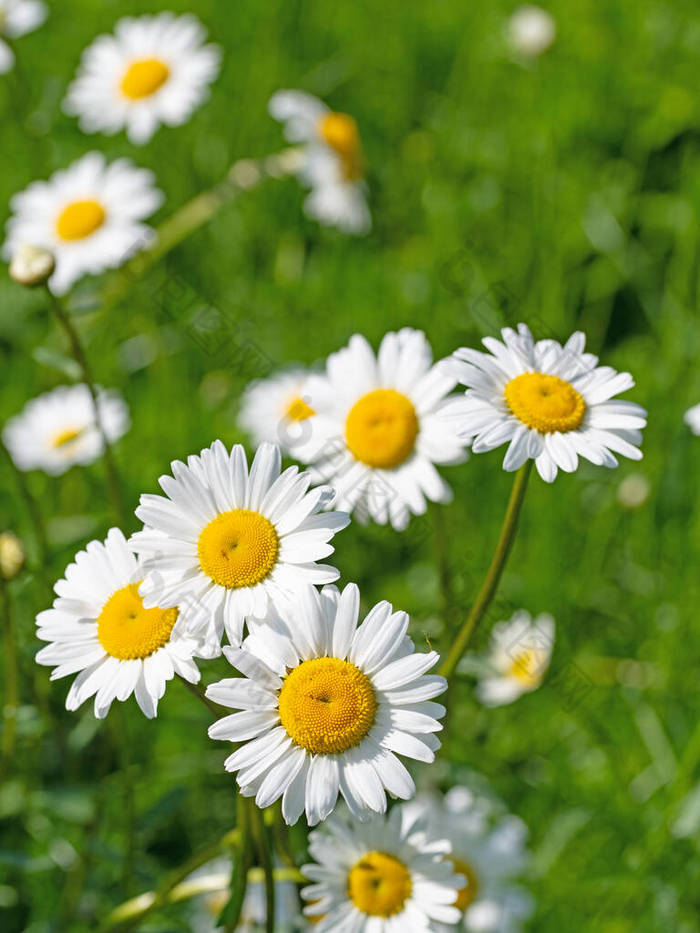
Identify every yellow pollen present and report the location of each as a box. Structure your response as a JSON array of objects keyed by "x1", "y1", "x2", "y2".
[
  {"x1": 347, "y1": 851, "x2": 412, "y2": 917},
  {"x1": 504, "y1": 371, "x2": 586, "y2": 434},
  {"x1": 55, "y1": 200, "x2": 106, "y2": 241},
  {"x1": 318, "y1": 111, "x2": 364, "y2": 180},
  {"x1": 507, "y1": 648, "x2": 546, "y2": 688},
  {"x1": 450, "y1": 857, "x2": 479, "y2": 912},
  {"x1": 197, "y1": 509, "x2": 279, "y2": 589},
  {"x1": 345, "y1": 389, "x2": 419, "y2": 469},
  {"x1": 51, "y1": 427, "x2": 82, "y2": 449},
  {"x1": 285, "y1": 396, "x2": 315, "y2": 421},
  {"x1": 96, "y1": 582, "x2": 178, "y2": 660},
  {"x1": 120, "y1": 58, "x2": 170, "y2": 99},
  {"x1": 278, "y1": 658, "x2": 377, "y2": 755}
]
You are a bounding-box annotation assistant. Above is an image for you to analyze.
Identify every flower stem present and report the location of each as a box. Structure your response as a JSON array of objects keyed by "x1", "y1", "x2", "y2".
[
  {"x1": 1, "y1": 443, "x2": 51, "y2": 595},
  {"x1": 0, "y1": 578, "x2": 18, "y2": 770},
  {"x1": 251, "y1": 804, "x2": 275, "y2": 933},
  {"x1": 439, "y1": 461, "x2": 533, "y2": 681},
  {"x1": 177, "y1": 674, "x2": 227, "y2": 718}
]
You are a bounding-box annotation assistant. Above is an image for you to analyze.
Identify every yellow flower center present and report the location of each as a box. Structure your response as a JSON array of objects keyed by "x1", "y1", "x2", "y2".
[
  {"x1": 120, "y1": 58, "x2": 170, "y2": 100},
  {"x1": 347, "y1": 852, "x2": 412, "y2": 917},
  {"x1": 277, "y1": 658, "x2": 377, "y2": 755},
  {"x1": 51, "y1": 427, "x2": 82, "y2": 449},
  {"x1": 318, "y1": 111, "x2": 364, "y2": 181},
  {"x1": 450, "y1": 857, "x2": 479, "y2": 912},
  {"x1": 504, "y1": 372, "x2": 586, "y2": 434},
  {"x1": 96, "y1": 582, "x2": 178, "y2": 660},
  {"x1": 507, "y1": 648, "x2": 546, "y2": 688},
  {"x1": 285, "y1": 396, "x2": 315, "y2": 420},
  {"x1": 197, "y1": 509, "x2": 279, "y2": 589},
  {"x1": 345, "y1": 389, "x2": 419, "y2": 469},
  {"x1": 55, "y1": 200, "x2": 106, "y2": 241}
]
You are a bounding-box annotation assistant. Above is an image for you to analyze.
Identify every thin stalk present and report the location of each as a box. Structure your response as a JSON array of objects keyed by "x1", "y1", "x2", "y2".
[
  {"x1": 109, "y1": 708, "x2": 136, "y2": 894},
  {"x1": 2, "y1": 443, "x2": 51, "y2": 593},
  {"x1": 177, "y1": 674, "x2": 227, "y2": 718},
  {"x1": 251, "y1": 803, "x2": 275, "y2": 933},
  {"x1": 439, "y1": 461, "x2": 533, "y2": 681},
  {"x1": 219, "y1": 795, "x2": 253, "y2": 932},
  {"x1": 1, "y1": 579, "x2": 18, "y2": 771}
]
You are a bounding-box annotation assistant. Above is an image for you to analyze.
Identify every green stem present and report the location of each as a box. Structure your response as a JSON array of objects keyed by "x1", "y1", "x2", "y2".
[
  {"x1": 251, "y1": 804, "x2": 275, "y2": 933},
  {"x1": 2, "y1": 443, "x2": 51, "y2": 594},
  {"x1": 439, "y1": 461, "x2": 533, "y2": 681},
  {"x1": 219, "y1": 795, "x2": 253, "y2": 932},
  {"x1": 109, "y1": 709, "x2": 136, "y2": 894},
  {"x1": 1, "y1": 578, "x2": 18, "y2": 771},
  {"x1": 177, "y1": 674, "x2": 228, "y2": 718}
]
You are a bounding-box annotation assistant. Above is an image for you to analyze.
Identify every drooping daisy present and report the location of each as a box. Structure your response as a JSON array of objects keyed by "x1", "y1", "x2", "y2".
[
  {"x1": 35, "y1": 529, "x2": 204, "y2": 719},
  {"x1": 2, "y1": 383, "x2": 129, "y2": 476},
  {"x1": 684, "y1": 402, "x2": 700, "y2": 435},
  {"x1": 63, "y1": 13, "x2": 221, "y2": 145},
  {"x1": 2, "y1": 152, "x2": 163, "y2": 294},
  {"x1": 475, "y1": 610, "x2": 554, "y2": 707},
  {"x1": 292, "y1": 328, "x2": 469, "y2": 530},
  {"x1": 206, "y1": 583, "x2": 446, "y2": 826},
  {"x1": 507, "y1": 6, "x2": 556, "y2": 59},
  {"x1": 238, "y1": 368, "x2": 315, "y2": 454},
  {"x1": 269, "y1": 90, "x2": 371, "y2": 234},
  {"x1": 0, "y1": 0, "x2": 47, "y2": 74},
  {"x1": 301, "y1": 804, "x2": 463, "y2": 931},
  {"x1": 130, "y1": 441, "x2": 349, "y2": 652},
  {"x1": 443, "y1": 323, "x2": 647, "y2": 482}
]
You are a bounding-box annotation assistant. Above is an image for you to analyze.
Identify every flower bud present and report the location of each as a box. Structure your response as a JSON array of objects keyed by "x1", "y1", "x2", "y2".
[
  {"x1": 9, "y1": 244, "x2": 55, "y2": 287},
  {"x1": 0, "y1": 532, "x2": 25, "y2": 581}
]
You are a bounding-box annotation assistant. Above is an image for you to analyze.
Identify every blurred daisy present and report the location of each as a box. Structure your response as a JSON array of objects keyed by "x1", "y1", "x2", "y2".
[
  {"x1": 130, "y1": 441, "x2": 349, "y2": 652},
  {"x1": 443, "y1": 323, "x2": 647, "y2": 482},
  {"x1": 507, "y1": 6, "x2": 556, "y2": 58},
  {"x1": 476, "y1": 610, "x2": 554, "y2": 707},
  {"x1": 302, "y1": 804, "x2": 463, "y2": 930},
  {"x1": 269, "y1": 89, "x2": 371, "y2": 234},
  {"x1": 238, "y1": 368, "x2": 314, "y2": 454},
  {"x1": 684, "y1": 402, "x2": 700, "y2": 435},
  {"x1": 35, "y1": 529, "x2": 204, "y2": 719},
  {"x1": 64, "y1": 12, "x2": 221, "y2": 145},
  {"x1": 3, "y1": 384, "x2": 129, "y2": 476},
  {"x1": 293, "y1": 328, "x2": 469, "y2": 530},
  {"x1": 2, "y1": 152, "x2": 163, "y2": 294},
  {"x1": 206, "y1": 582, "x2": 446, "y2": 826},
  {"x1": 0, "y1": 0, "x2": 47, "y2": 74}
]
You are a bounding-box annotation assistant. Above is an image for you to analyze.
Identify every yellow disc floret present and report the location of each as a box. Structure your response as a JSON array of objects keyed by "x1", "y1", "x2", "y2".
[
  {"x1": 55, "y1": 200, "x2": 106, "y2": 241},
  {"x1": 278, "y1": 658, "x2": 377, "y2": 755},
  {"x1": 347, "y1": 851, "x2": 412, "y2": 917},
  {"x1": 450, "y1": 857, "x2": 479, "y2": 912},
  {"x1": 318, "y1": 111, "x2": 364, "y2": 181},
  {"x1": 345, "y1": 389, "x2": 419, "y2": 469},
  {"x1": 51, "y1": 427, "x2": 82, "y2": 449},
  {"x1": 504, "y1": 372, "x2": 586, "y2": 434},
  {"x1": 97, "y1": 582, "x2": 178, "y2": 660},
  {"x1": 197, "y1": 509, "x2": 279, "y2": 589},
  {"x1": 285, "y1": 396, "x2": 315, "y2": 421},
  {"x1": 507, "y1": 648, "x2": 545, "y2": 689},
  {"x1": 120, "y1": 58, "x2": 170, "y2": 100}
]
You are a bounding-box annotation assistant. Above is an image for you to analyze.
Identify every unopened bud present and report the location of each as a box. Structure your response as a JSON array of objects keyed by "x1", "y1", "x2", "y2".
[
  {"x1": 0, "y1": 533, "x2": 25, "y2": 581},
  {"x1": 9, "y1": 245, "x2": 55, "y2": 287}
]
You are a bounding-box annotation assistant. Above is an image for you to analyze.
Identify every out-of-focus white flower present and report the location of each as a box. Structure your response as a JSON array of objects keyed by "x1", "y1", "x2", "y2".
[
  {"x1": 684, "y1": 402, "x2": 700, "y2": 435},
  {"x1": 0, "y1": 0, "x2": 47, "y2": 74},
  {"x1": 476, "y1": 610, "x2": 554, "y2": 707},
  {"x1": 617, "y1": 472, "x2": 650, "y2": 509},
  {"x1": 0, "y1": 532, "x2": 24, "y2": 580},
  {"x1": 238, "y1": 368, "x2": 314, "y2": 454},
  {"x1": 8, "y1": 244, "x2": 55, "y2": 286},
  {"x1": 507, "y1": 5, "x2": 556, "y2": 58}
]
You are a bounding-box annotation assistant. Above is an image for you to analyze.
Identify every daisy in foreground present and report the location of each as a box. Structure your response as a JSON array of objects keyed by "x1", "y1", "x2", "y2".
[
  {"x1": 36, "y1": 529, "x2": 204, "y2": 719},
  {"x1": 269, "y1": 89, "x2": 371, "y2": 234},
  {"x1": 64, "y1": 12, "x2": 221, "y2": 145},
  {"x1": 293, "y1": 328, "x2": 468, "y2": 530},
  {"x1": 2, "y1": 384, "x2": 129, "y2": 476},
  {"x1": 3, "y1": 152, "x2": 162, "y2": 294},
  {"x1": 0, "y1": 0, "x2": 47, "y2": 74},
  {"x1": 475, "y1": 610, "x2": 554, "y2": 707},
  {"x1": 238, "y1": 368, "x2": 314, "y2": 454},
  {"x1": 130, "y1": 441, "x2": 349, "y2": 652},
  {"x1": 206, "y1": 583, "x2": 446, "y2": 825},
  {"x1": 301, "y1": 804, "x2": 463, "y2": 931},
  {"x1": 443, "y1": 323, "x2": 647, "y2": 482}
]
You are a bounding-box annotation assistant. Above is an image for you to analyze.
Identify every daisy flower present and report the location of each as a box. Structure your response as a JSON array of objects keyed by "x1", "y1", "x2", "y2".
[
  {"x1": 443, "y1": 323, "x2": 647, "y2": 482},
  {"x1": 63, "y1": 12, "x2": 221, "y2": 145},
  {"x1": 301, "y1": 804, "x2": 463, "y2": 931},
  {"x1": 130, "y1": 441, "x2": 349, "y2": 652},
  {"x1": 2, "y1": 152, "x2": 163, "y2": 294},
  {"x1": 2, "y1": 383, "x2": 129, "y2": 476},
  {"x1": 684, "y1": 403, "x2": 700, "y2": 435},
  {"x1": 475, "y1": 610, "x2": 554, "y2": 707},
  {"x1": 206, "y1": 582, "x2": 446, "y2": 826},
  {"x1": 35, "y1": 529, "x2": 204, "y2": 719},
  {"x1": 269, "y1": 89, "x2": 371, "y2": 234},
  {"x1": 0, "y1": 0, "x2": 47, "y2": 74},
  {"x1": 293, "y1": 328, "x2": 469, "y2": 531},
  {"x1": 238, "y1": 368, "x2": 315, "y2": 454}
]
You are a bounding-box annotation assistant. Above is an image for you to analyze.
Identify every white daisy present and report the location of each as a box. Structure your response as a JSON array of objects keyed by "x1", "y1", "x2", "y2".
[
  {"x1": 301, "y1": 804, "x2": 463, "y2": 931},
  {"x1": 206, "y1": 582, "x2": 446, "y2": 826},
  {"x1": 407, "y1": 785, "x2": 534, "y2": 933},
  {"x1": 130, "y1": 441, "x2": 350, "y2": 653},
  {"x1": 475, "y1": 610, "x2": 554, "y2": 707},
  {"x1": 63, "y1": 12, "x2": 221, "y2": 145},
  {"x1": 269, "y1": 90, "x2": 371, "y2": 235},
  {"x1": 0, "y1": 0, "x2": 47, "y2": 74},
  {"x1": 238, "y1": 368, "x2": 315, "y2": 454},
  {"x1": 2, "y1": 152, "x2": 163, "y2": 294},
  {"x1": 292, "y1": 328, "x2": 469, "y2": 531},
  {"x1": 2, "y1": 383, "x2": 129, "y2": 476},
  {"x1": 442, "y1": 322, "x2": 647, "y2": 482},
  {"x1": 684, "y1": 402, "x2": 700, "y2": 435},
  {"x1": 507, "y1": 6, "x2": 556, "y2": 58},
  {"x1": 35, "y1": 528, "x2": 204, "y2": 719}
]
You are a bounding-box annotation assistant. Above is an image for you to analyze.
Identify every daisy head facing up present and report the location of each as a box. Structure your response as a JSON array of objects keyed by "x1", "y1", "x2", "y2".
[
  {"x1": 237, "y1": 368, "x2": 315, "y2": 455},
  {"x1": 301, "y1": 803, "x2": 464, "y2": 931},
  {"x1": 63, "y1": 12, "x2": 221, "y2": 145},
  {"x1": 2, "y1": 383, "x2": 129, "y2": 476},
  {"x1": 2, "y1": 152, "x2": 163, "y2": 294},
  {"x1": 476, "y1": 610, "x2": 554, "y2": 707},
  {"x1": 0, "y1": 0, "x2": 47, "y2": 74},
  {"x1": 206, "y1": 582, "x2": 446, "y2": 826},
  {"x1": 269, "y1": 89, "x2": 371, "y2": 235},
  {"x1": 36, "y1": 529, "x2": 205, "y2": 719},
  {"x1": 442, "y1": 322, "x2": 647, "y2": 482}
]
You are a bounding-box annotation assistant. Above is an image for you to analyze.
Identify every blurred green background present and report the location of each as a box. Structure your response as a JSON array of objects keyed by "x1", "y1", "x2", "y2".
[{"x1": 1, "y1": 0, "x2": 699, "y2": 930}]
